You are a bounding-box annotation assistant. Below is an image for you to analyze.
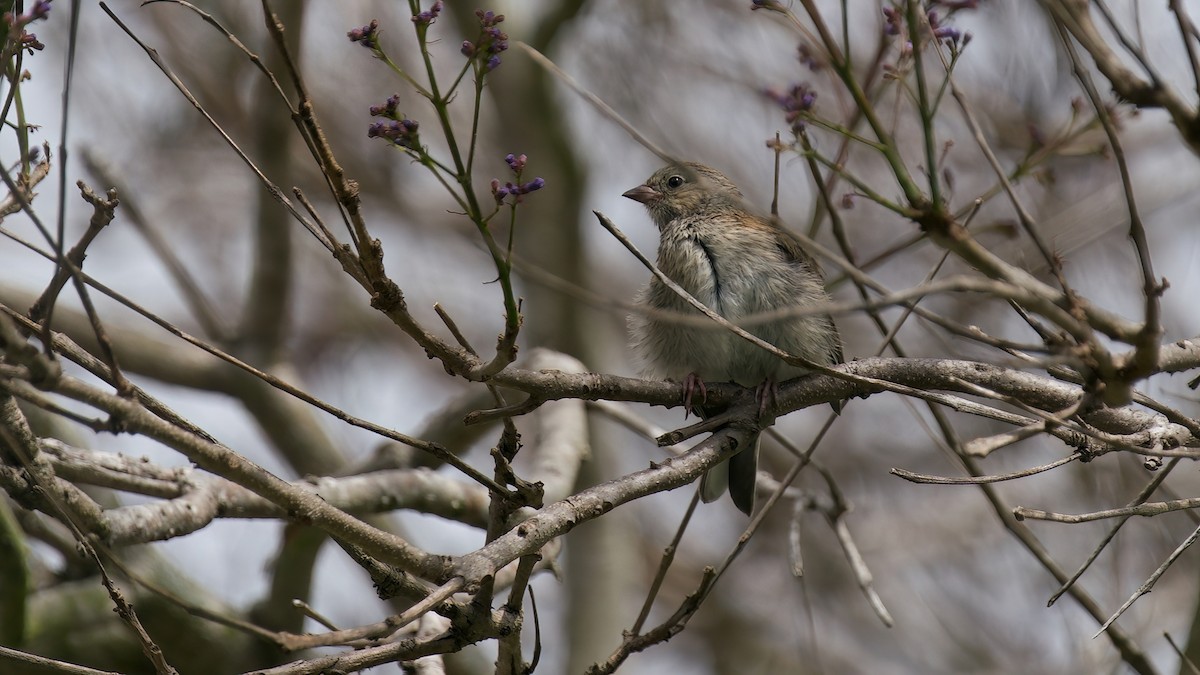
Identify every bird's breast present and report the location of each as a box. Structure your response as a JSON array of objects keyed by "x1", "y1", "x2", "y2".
[{"x1": 656, "y1": 227, "x2": 725, "y2": 311}]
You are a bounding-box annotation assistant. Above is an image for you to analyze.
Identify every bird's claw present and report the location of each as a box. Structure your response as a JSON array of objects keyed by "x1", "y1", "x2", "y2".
[
  {"x1": 682, "y1": 372, "x2": 708, "y2": 419},
  {"x1": 754, "y1": 378, "x2": 779, "y2": 419}
]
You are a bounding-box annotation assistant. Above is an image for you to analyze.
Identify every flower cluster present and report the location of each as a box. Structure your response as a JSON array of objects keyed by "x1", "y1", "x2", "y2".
[
  {"x1": 347, "y1": 19, "x2": 380, "y2": 50},
  {"x1": 368, "y1": 119, "x2": 420, "y2": 150},
  {"x1": 367, "y1": 94, "x2": 420, "y2": 150},
  {"x1": 16, "y1": 29, "x2": 42, "y2": 53},
  {"x1": 797, "y1": 43, "x2": 821, "y2": 71},
  {"x1": 491, "y1": 177, "x2": 545, "y2": 203},
  {"x1": 882, "y1": 6, "x2": 902, "y2": 36},
  {"x1": 412, "y1": 1, "x2": 443, "y2": 27},
  {"x1": 764, "y1": 83, "x2": 816, "y2": 134},
  {"x1": 4, "y1": 0, "x2": 51, "y2": 26},
  {"x1": 927, "y1": 10, "x2": 970, "y2": 47},
  {"x1": 505, "y1": 153, "x2": 527, "y2": 173},
  {"x1": 882, "y1": 2, "x2": 974, "y2": 47},
  {"x1": 460, "y1": 10, "x2": 508, "y2": 71},
  {"x1": 369, "y1": 94, "x2": 401, "y2": 118},
  {"x1": 4, "y1": 0, "x2": 51, "y2": 54},
  {"x1": 491, "y1": 153, "x2": 544, "y2": 204}
]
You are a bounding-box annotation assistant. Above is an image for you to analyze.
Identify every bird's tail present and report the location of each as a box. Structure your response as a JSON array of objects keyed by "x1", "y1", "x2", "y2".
[
  {"x1": 699, "y1": 433, "x2": 759, "y2": 515},
  {"x1": 699, "y1": 462, "x2": 728, "y2": 504},
  {"x1": 727, "y1": 434, "x2": 759, "y2": 515}
]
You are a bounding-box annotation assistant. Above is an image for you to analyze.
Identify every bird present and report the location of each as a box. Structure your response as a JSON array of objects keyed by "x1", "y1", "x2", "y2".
[{"x1": 624, "y1": 161, "x2": 843, "y2": 515}]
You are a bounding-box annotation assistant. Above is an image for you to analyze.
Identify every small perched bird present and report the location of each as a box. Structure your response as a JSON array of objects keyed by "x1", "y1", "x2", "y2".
[{"x1": 625, "y1": 162, "x2": 843, "y2": 515}]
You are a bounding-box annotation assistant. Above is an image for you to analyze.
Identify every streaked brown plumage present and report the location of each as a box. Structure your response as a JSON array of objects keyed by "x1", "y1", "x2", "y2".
[{"x1": 625, "y1": 162, "x2": 842, "y2": 515}]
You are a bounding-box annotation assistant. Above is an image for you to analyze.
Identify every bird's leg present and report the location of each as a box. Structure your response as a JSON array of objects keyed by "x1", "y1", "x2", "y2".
[
  {"x1": 682, "y1": 372, "x2": 708, "y2": 419},
  {"x1": 753, "y1": 377, "x2": 779, "y2": 419}
]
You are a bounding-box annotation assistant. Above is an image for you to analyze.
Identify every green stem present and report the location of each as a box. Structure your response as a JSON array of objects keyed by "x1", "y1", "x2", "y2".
[
  {"x1": 412, "y1": 16, "x2": 521, "y2": 354},
  {"x1": 796, "y1": 0, "x2": 927, "y2": 209},
  {"x1": 805, "y1": 147, "x2": 918, "y2": 218},
  {"x1": 415, "y1": 151, "x2": 470, "y2": 215},
  {"x1": 906, "y1": 0, "x2": 941, "y2": 207},
  {"x1": 804, "y1": 116, "x2": 888, "y2": 151},
  {"x1": 931, "y1": 48, "x2": 961, "y2": 113},
  {"x1": 466, "y1": 64, "x2": 485, "y2": 177},
  {"x1": 446, "y1": 60, "x2": 475, "y2": 99},
  {"x1": 482, "y1": 203, "x2": 503, "y2": 225},
  {"x1": 505, "y1": 201, "x2": 518, "y2": 264},
  {"x1": 11, "y1": 62, "x2": 28, "y2": 179},
  {"x1": 379, "y1": 52, "x2": 432, "y2": 100}
]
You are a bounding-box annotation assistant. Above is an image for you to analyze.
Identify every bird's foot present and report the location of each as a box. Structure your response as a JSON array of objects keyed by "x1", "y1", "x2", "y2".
[
  {"x1": 682, "y1": 372, "x2": 708, "y2": 419},
  {"x1": 753, "y1": 378, "x2": 779, "y2": 419}
]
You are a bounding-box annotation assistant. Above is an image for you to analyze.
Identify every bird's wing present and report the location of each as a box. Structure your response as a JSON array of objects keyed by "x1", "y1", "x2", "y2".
[
  {"x1": 770, "y1": 222, "x2": 824, "y2": 274},
  {"x1": 772, "y1": 222, "x2": 845, "y2": 367},
  {"x1": 829, "y1": 334, "x2": 844, "y2": 365}
]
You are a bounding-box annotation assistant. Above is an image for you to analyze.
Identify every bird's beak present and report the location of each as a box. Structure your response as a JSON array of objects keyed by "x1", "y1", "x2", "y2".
[{"x1": 622, "y1": 185, "x2": 658, "y2": 204}]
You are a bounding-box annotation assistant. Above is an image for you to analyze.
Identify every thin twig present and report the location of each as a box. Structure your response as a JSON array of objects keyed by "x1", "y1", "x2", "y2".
[
  {"x1": 1048, "y1": 458, "x2": 1181, "y2": 606},
  {"x1": 1093, "y1": 521, "x2": 1200, "y2": 638},
  {"x1": 892, "y1": 454, "x2": 1079, "y2": 485},
  {"x1": 1015, "y1": 498, "x2": 1200, "y2": 524}
]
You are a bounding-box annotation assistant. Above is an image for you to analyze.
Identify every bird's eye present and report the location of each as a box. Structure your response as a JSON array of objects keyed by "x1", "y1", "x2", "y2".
[{"x1": 666, "y1": 175, "x2": 685, "y2": 189}]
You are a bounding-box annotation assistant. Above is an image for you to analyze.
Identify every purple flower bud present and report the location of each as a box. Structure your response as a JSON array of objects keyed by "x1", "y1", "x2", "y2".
[
  {"x1": 412, "y1": 0, "x2": 443, "y2": 26},
  {"x1": 462, "y1": 9, "x2": 508, "y2": 71},
  {"x1": 19, "y1": 30, "x2": 42, "y2": 52},
  {"x1": 927, "y1": 7, "x2": 965, "y2": 44},
  {"x1": 367, "y1": 116, "x2": 420, "y2": 150},
  {"x1": 764, "y1": 83, "x2": 817, "y2": 134},
  {"x1": 936, "y1": 26, "x2": 962, "y2": 42},
  {"x1": 797, "y1": 44, "x2": 821, "y2": 71},
  {"x1": 348, "y1": 19, "x2": 380, "y2": 50},
  {"x1": 505, "y1": 153, "x2": 527, "y2": 173},
  {"x1": 491, "y1": 172, "x2": 545, "y2": 204},
  {"x1": 481, "y1": 26, "x2": 509, "y2": 54},
  {"x1": 881, "y1": 7, "x2": 902, "y2": 36},
  {"x1": 475, "y1": 9, "x2": 504, "y2": 27},
  {"x1": 369, "y1": 94, "x2": 402, "y2": 118},
  {"x1": 5, "y1": 0, "x2": 52, "y2": 30}
]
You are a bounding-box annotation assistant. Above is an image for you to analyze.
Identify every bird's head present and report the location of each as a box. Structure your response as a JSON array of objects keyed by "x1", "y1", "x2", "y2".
[{"x1": 623, "y1": 162, "x2": 743, "y2": 228}]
